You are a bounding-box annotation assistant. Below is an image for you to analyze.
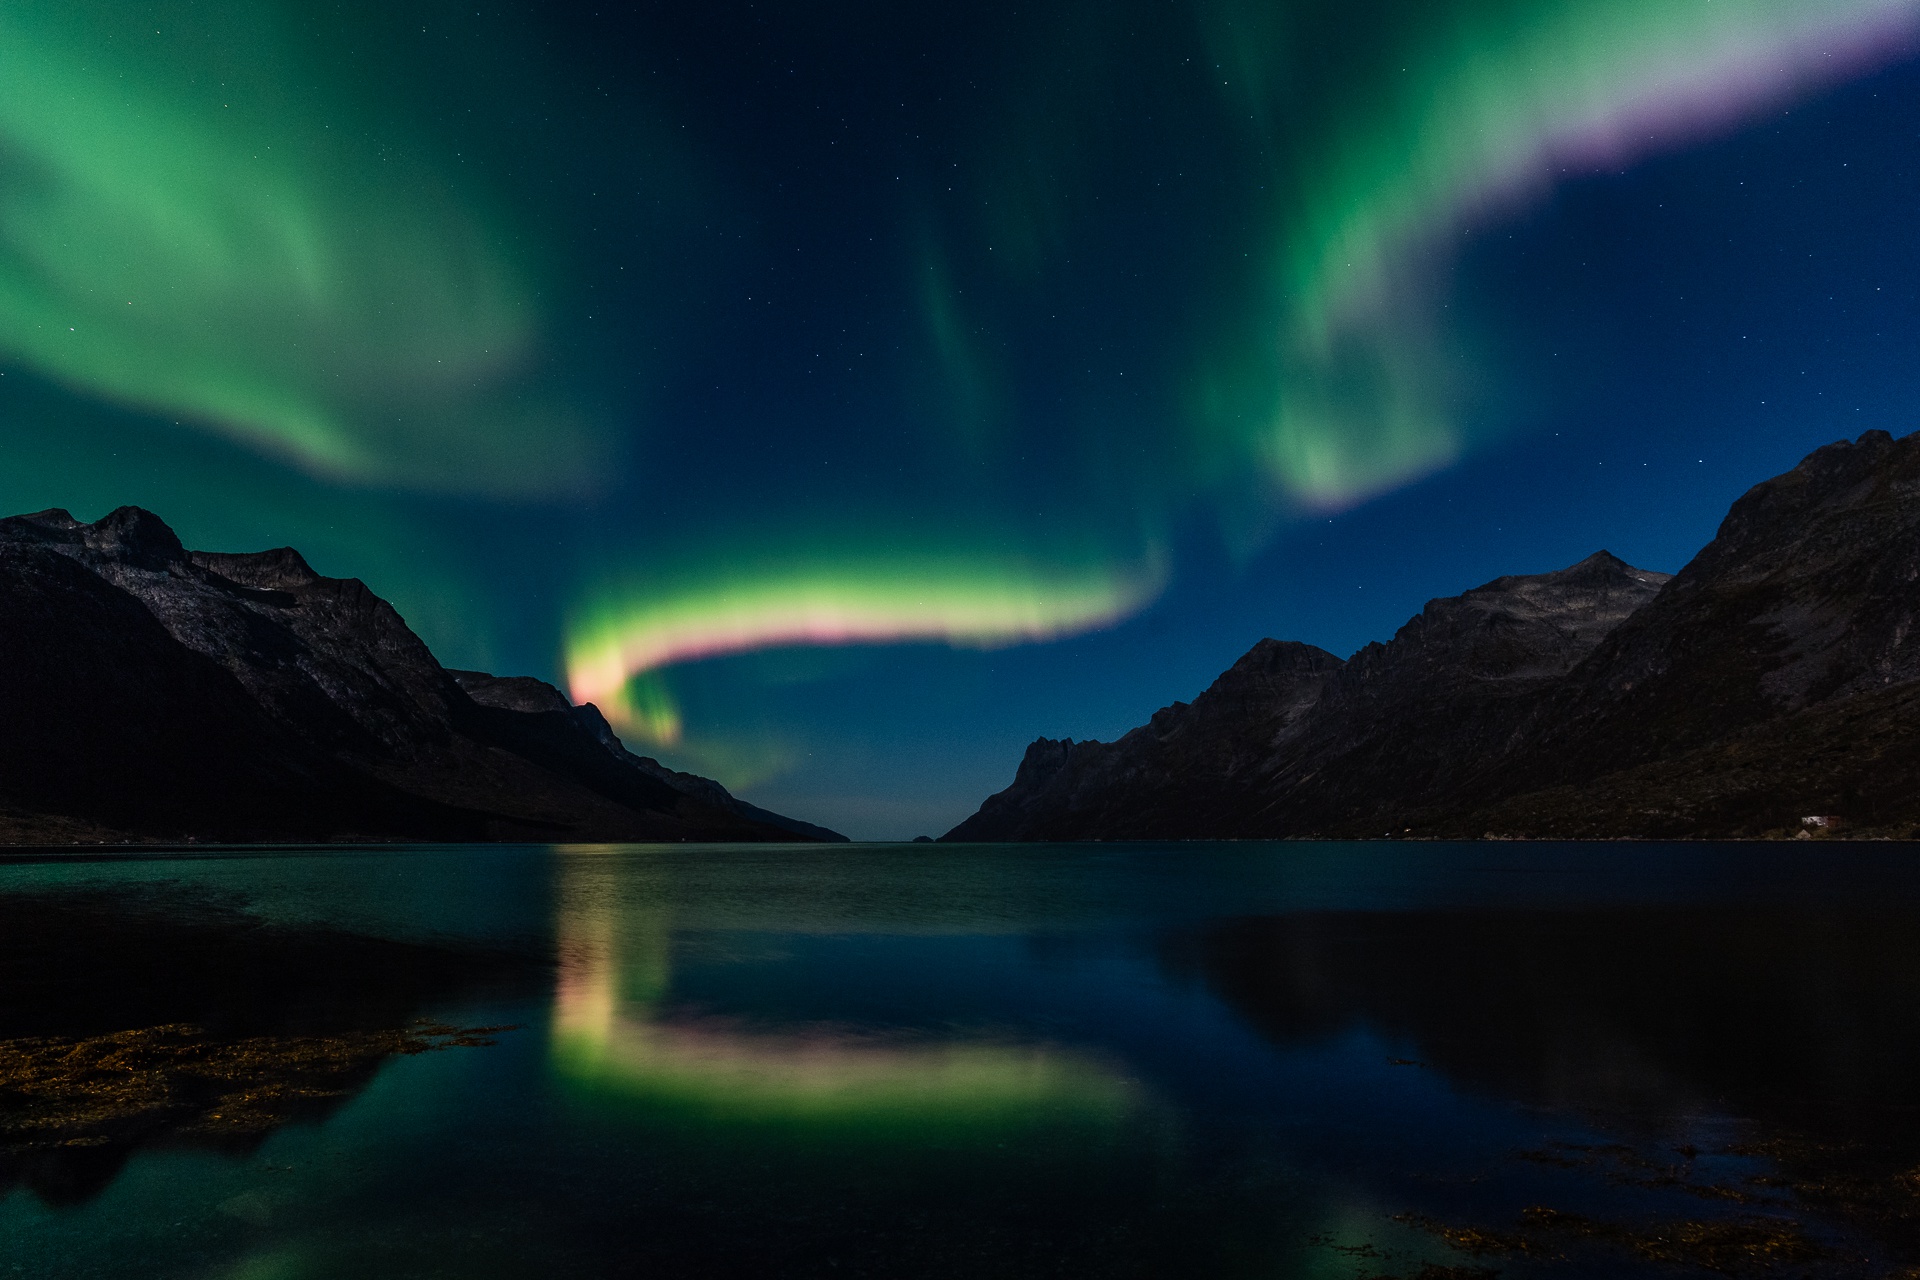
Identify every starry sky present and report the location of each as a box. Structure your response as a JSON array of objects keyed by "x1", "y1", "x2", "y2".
[{"x1": 2, "y1": 0, "x2": 1918, "y2": 838}]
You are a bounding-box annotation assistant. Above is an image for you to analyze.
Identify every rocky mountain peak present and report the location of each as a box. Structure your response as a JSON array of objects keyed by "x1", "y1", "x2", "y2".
[
  {"x1": 1013, "y1": 737, "x2": 1081, "y2": 788},
  {"x1": 82, "y1": 507, "x2": 187, "y2": 569},
  {"x1": 0, "y1": 510, "x2": 842, "y2": 844},
  {"x1": 451, "y1": 670, "x2": 575, "y2": 716},
  {"x1": 194, "y1": 547, "x2": 324, "y2": 591},
  {"x1": 944, "y1": 544, "x2": 1672, "y2": 842},
  {"x1": 5, "y1": 508, "x2": 81, "y2": 534},
  {"x1": 1555, "y1": 428, "x2": 1920, "y2": 733},
  {"x1": 1359, "y1": 551, "x2": 1672, "y2": 691},
  {"x1": 945, "y1": 428, "x2": 1920, "y2": 841}
]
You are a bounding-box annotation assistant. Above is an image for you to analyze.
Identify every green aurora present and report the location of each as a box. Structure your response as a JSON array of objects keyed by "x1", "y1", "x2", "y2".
[
  {"x1": 548, "y1": 856, "x2": 1139, "y2": 1136},
  {"x1": 1, "y1": 0, "x2": 1913, "y2": 823},
  {"x1": 0, "y1": 2, "x2": 607, "y2": 494}
]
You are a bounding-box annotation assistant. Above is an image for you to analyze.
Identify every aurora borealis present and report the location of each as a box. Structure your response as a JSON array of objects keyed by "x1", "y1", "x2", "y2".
[
  {"x1": 565, "y1": 551, "x2": 1168, "y2": 734},
  {"x1": 4, "y1": 0, "x2": 1919, "y2": 835},
  {"x1": 550, "y1": 857, "x2": 1137, "y2": 1131},
  {"x1": 0, "y1": 3, "x2": 587, "y2": 492}
]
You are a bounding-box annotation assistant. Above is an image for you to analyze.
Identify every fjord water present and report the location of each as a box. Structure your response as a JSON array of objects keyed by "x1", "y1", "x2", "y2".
[{"x1": 6, "y1": 843, "x2": 1920, "y2": 1279}]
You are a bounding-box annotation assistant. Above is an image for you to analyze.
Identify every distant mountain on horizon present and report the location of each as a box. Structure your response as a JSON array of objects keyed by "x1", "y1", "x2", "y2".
[
  {"x1": 0, "y1": 508, "x2": 844, "y2": 845},
  {"x1": 946, "y1": 429, "x2": 1920, "y2": 842}
]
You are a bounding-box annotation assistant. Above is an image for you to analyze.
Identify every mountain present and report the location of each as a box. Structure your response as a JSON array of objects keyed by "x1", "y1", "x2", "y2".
[
  {"x1": 946, "y1": 429, "x2": 1920, "y2": 841},
  {"x1": 446, "y1": 669, "x2": 846, "y2": 843},
  {"x1": 946, "y1": 551, "x2": 1669, "y2": 840},
  {"x1": 0, "y1": 507, "x2": 843, "y2": 844}
]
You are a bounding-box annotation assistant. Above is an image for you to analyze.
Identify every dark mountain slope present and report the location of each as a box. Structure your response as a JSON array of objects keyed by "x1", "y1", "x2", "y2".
[
  {"x1": 449, "y1": 669, "x2": 846, "y2": 842},
  {"x1": 1244, "y1": 550, "x2": 1671, "y2": 834},
  {"x1": 1496, "y1": 430, "x2": 1920, "y2": 794},
  {"x1": 1451, "y1": 676, "x2": 1920, "y2": 838},
  {"x1": 945, "y1": 640, "x2": 1343, "y2": 841},
  {"x1": 947, "y1": 430, "x2": 1920, "y2": 841},
  {"x1": 0, "y1": 508, "x2": 841, "y2": 844},
  {"x1": 1438, "y1": 427, "x2": 1920, "y2": 837},
  {"x1": 947, "y1": 551, "x2": 1668, "y2": 841}
]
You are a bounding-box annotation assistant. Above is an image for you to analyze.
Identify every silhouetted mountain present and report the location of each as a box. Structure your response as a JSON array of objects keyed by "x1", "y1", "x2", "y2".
[
  {"x1": 448, "y1": 669, "x2": 846, "y2": 842},
  {"x1": 946, "y1": 430, "x2": 1920, "y2": 840},
  {"x1": 0, "y1": 508, "x2": 843, "y2": 843}
]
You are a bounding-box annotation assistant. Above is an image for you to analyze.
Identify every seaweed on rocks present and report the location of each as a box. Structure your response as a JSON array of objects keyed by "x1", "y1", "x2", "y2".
[{"x1": 0, "y1": 888, "x2": 545, "y2": 1203}]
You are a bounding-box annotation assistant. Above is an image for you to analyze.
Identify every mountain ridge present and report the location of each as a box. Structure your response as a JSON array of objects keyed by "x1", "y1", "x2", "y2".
[
  {"x1": 0, "y1": 508, "x2": 843, "y2": 844},
  {"x1": 946, "y1": 430, "x2": 1920, "y2": 841}
]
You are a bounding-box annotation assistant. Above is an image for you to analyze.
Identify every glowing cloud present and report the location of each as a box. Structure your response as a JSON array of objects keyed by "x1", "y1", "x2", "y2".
[
  {"x1": 0, "y1": 2, "x2": 601, "y2": 494},
  {"x1": 565, "y1": 552, "x2": 1167, "y2": 720}
]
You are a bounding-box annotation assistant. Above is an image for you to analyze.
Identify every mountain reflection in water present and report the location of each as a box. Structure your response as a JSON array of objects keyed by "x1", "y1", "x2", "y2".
[
  {"x1": 6, "y1": 842, "x2": 1920, "y2": 1279},
  {"x1": 1181, "y1": 908, "x2": 1920, "y2": 1113},
  {"x1": 1178, "y1": 907, "x2": 1920, "y2": 1273}
]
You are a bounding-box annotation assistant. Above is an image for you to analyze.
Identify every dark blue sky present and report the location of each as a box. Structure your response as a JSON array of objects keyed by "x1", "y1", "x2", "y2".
[{"x1": 0, "y1": 0, "x2": 1916, "y2": 836}]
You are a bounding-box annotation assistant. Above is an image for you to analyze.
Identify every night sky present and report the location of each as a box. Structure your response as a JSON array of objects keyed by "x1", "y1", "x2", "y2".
[{"x1": 2, "y1": 0, "x2": 1918, "y2": 838}]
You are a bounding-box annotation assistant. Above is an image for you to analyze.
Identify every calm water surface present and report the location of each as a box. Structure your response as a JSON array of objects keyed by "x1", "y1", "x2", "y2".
[{"x1": 5, "y1": 841, "x2": 1920, "y2": 1278}]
